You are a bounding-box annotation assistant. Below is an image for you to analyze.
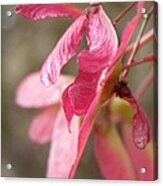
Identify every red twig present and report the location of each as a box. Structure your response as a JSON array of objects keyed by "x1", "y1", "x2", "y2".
[
  {"x1": 125, "y1": 29, "x2": 154, "y2": 54},
  {"x1": 122, "y1": 53, "x2": 155, "y2": 70},
  {"x1": 113, "y1": 2, "x2": 136, "y2": 25},
  {"x1": 121, "y1": 6, "x2": 154, "y2": 78}
]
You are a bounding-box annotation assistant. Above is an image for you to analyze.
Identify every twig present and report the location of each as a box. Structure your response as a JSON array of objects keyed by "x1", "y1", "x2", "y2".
[
  {"x1": 121, "y1": 6, "x2": 154, "y2": 78},
  {"x1": 125, "y1": 29, "x2": 154, "y2": 54},
  {"x1": 134, "y1": 68, "x2": 154, "y2": 99},
  {"x1": 113, "y1": 2, "x2": 136, "y2": 25},
  {"x1": 122, "y1": 53, "x2": 155, "y2": 70}
]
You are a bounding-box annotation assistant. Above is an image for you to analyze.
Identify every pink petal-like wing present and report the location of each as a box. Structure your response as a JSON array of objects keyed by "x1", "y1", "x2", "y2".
[
  {"x1": 62, "y1": 70, "x2": 101, "y2": 121},
  {"x1": 62, "y1": 59, "x2": 121, "y2": 125},
  {"x1": 69, "y1": 75, "x2": 98, "y2": 115},
  {"x1": 62, "y1": 86, "x2": 74, "y2": 124},
  {"x1": 29, "y1": 107, "x2": 57, "y2": 144},
  {"x1": 62, "y1": 5, "x2": 118, "y2": 120},
  {"x1": 69, "y1": 92, "x2": 102, "y2": 178},
  {"x1": 41, "y1": 14, "x2": 87, "y2": 87},
  {"x1": 16, "y1": 4, "x2": 82, "y2": 20},
  {"x1": 131, "y1": 100, "x2": 151, "y2": 149},
  {"x1": 94, "y1": 126, "x2": 137, "y2": 180},
  {"x1": 122, "y1": 127, "x2": 155, "y2": 180},
  {"x1": 78, "y1": 5, "x2": 118, "y2": 73},
  {"x1": 16, "y1": 72, "x2": 73, "y2": 108},
  {"x1": 47, "y1": 92, "x2": 101, "y2": 178},
  {"x1": 66, "y1": 65, "x2": 121, "y2": 177},
  {"x1": 46, "y1": 109, "x2": 80, "y2": 178}
]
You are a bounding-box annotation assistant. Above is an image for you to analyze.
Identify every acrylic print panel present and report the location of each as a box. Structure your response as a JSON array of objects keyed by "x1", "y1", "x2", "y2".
[{"x1": 1, "y1": 1, "x2": 158, "y2": 180}]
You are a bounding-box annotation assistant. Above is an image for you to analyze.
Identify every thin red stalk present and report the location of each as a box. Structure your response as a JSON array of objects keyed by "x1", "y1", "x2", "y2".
[
  {"x1": 123, "y1": 53, "x2": 155, "y2": 70},
  {"x1": 113, "y1": 2, "x2": 136, "y2": 25},
  {"x1": 125, "y1": 29, "x2": 154, "y2": 54},
  {"x1": 121, "y1": 6, "x2": 154, "y2": 78},
  {"x1": 134, "y1": 68, "x2": 154, "y2": 99}
]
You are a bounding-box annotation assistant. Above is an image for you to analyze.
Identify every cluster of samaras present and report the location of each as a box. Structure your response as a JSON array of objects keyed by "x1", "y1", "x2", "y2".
[{"x1": 16, "y1": 2, "x2": 156, "y2": 180}]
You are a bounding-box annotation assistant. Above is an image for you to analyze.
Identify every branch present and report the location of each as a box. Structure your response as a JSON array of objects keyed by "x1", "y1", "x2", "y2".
[
  {"x1": 121, "y1": 6, "x2": 154, "y2": 78},
  {"x1": 113, "y1": 2, "x2": 136, "y2": 25},
  {"x1": 125, "y1": 29, "x2": 154, "y2": 54},
  {"x1": 122, "y1": 53, "x2": 155, "y2": 70}
]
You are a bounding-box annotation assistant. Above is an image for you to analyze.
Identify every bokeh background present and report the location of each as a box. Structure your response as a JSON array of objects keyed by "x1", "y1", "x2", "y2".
[{"x1": 1, "y1": 2, "x2": 156, "y2": 178}]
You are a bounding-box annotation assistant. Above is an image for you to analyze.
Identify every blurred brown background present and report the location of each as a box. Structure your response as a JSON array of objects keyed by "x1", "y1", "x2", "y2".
[{"x1": 1, "y1": 2, "x2": 155, "y2": 178}]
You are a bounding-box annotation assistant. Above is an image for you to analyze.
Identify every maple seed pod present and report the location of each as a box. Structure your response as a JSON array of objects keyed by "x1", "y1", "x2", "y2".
[{"x1": 114, "y1": 80, "x2": 151, "y2": 149}]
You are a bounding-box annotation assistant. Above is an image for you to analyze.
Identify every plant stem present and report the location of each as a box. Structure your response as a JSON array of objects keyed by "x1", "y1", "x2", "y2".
[
  {"x1": 122, "y1": 53, "x2": 155, "y2": 70},
  {"x1": 121, "y1": 6, "x2": 154, "y2": 78},
  {"x1": 125, "y1": 29, "x2": 154, "y2": 54},
  {"x1": 134, "y1": 68, "x2": 154, "y2": 99},
  {"x1": 113, "y1": 2, "x2": 136, "y2": 25}
]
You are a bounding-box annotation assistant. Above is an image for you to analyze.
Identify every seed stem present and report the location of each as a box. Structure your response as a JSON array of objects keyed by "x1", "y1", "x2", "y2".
[
  {"x1": 122, "y1": 53, "x2": 155, "y2": 70},
  {"x1": 121, "y1": 6, "x2": 154, "y2": 78},
  {"x1": 113, "y1": 2, "x2": 136, "y2": 25},
  {"x1": 125, "y1": 29, "x2": 154, "y2": 54}
]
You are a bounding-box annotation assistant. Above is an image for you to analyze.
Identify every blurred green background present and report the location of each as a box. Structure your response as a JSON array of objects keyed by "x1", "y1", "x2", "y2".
[{"x1": 1, "y1": 2, "x2": 156, "y2": 178}]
